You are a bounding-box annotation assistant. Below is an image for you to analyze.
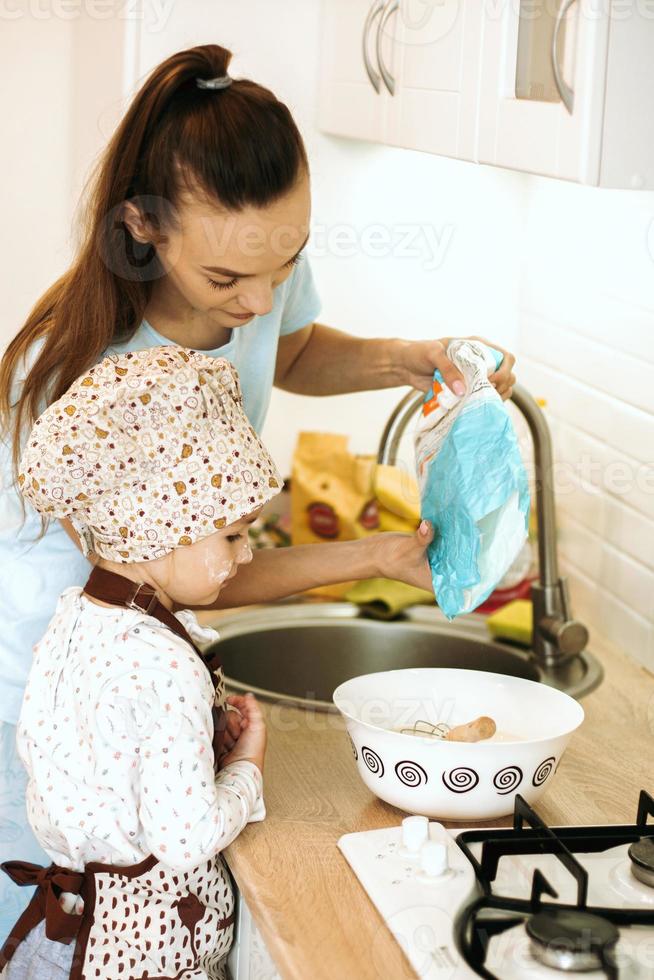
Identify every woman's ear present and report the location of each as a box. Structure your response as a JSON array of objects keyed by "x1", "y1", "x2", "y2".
[{"x1": 121, "y1": 200, "x2": 167, "y2": 247}]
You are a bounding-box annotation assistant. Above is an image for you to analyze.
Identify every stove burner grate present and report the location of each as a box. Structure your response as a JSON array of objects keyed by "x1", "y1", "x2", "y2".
[{"x1": 454, "y1": 790, "x2": 654, "y2": 980}]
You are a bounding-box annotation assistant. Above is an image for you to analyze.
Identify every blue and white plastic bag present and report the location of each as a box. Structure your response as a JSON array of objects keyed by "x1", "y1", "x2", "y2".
[{"x1": 414, "y1": 339, "x2": 530, "y2": 620}]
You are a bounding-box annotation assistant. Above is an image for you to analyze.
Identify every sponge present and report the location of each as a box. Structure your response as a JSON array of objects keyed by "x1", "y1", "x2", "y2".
[{"x1": 486, "y1": 599, "x2": 533, "y2": 646}]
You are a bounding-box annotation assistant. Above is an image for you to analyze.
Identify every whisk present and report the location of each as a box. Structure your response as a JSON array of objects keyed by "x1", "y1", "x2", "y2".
[
  {"x1": 398, "y1": 716, "x2": 496, "y2": 743},
  {"x1": 399, "y1": 719, "x2": 451, "y2": 740}
]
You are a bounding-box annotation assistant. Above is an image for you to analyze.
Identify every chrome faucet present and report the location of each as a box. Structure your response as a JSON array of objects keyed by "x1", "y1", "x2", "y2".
[{"x1": 377, "y1": 383, "x2": 590, "y2": 668}]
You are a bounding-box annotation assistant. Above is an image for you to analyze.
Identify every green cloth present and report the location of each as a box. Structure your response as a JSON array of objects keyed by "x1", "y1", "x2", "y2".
[{"x1": 345, "y1": 578, "x2": 435, "y2": 620}]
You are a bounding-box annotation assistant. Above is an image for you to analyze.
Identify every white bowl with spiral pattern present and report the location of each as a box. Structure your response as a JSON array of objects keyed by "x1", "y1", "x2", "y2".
[{"x1": 333, "y1": 668, "x2": 584, "y2": 820}]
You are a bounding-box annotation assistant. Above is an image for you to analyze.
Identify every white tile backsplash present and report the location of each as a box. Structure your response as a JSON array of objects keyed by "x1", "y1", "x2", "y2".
[
  {"x1": 555, "y1": 475, "x2": 654, "y2": 573},
  {"x1": 557, "y1": 511, "x2": 653, "y2": 623},
  {"x1": 520, "y1": 316, "x2": 654, "y2": 415},
  {"x1": 546, "y1": 416, "x2": 654, "y2": 523},
  {"x1": 518, "y1": 179, "x2": 654, "y2": 669},
  {"x1": 522, "y1": 293, "x2": 654, "y2": 365},
  {"x1": 562, "y1": 559, "x2": 654, "y2": 672},
  {"x1": 519, "y1": 357, "x2": 654, "y2": 462}
]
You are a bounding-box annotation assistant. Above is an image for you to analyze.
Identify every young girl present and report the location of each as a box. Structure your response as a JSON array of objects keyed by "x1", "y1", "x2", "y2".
[
  {"x1": 0, "y1": 41, "x2": 515, "y2": 934},
  {"x1": 1, "y1": 345, "x2": 280, "y2": 979}
]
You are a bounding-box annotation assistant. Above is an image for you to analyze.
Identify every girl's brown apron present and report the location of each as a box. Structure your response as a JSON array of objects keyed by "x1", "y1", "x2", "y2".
[{"x1": 0, "y1": 567, "x2": 234, "y2": 980}]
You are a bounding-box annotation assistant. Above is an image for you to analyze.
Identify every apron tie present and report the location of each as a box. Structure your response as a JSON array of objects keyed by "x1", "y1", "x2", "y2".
[{"x1": 0, "y1": 860, "x2": 85, "y2": 967}]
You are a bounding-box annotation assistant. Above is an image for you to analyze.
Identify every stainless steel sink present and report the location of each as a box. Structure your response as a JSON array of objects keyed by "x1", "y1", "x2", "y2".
[
  {"x1": 203, "y1": 603, "x2": 603, "y2": 711},
  {"x1": 204, "y1": 381, "x2": 605, "y2": 709}
]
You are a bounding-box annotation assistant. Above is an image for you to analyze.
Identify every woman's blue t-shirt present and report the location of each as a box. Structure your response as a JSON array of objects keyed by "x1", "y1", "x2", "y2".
[{"x1": 0, "y1": 257, "x2": 321, "y2": 723}]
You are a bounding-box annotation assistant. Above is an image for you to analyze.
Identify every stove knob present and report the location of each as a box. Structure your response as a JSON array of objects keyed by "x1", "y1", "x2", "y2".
[
  {"x1": 420, "y1": 841, "x2": 449, "y2": 878},
  {"x1": 401, "y1": 815, "x2": 429, "y2": 853},
  {"x1": 428, "y1": 821, "x2": 446, "y2": 840}
]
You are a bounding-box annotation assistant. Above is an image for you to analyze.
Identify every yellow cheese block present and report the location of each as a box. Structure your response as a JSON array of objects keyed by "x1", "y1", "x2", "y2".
[{"x1": 374, "y1": 464, "x2": 421, "y2": 524}]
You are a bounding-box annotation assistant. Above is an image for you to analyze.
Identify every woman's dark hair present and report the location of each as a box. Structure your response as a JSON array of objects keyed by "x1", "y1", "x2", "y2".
[{"x1": 0, "y1": 43, "x2": 309, "y2": 484}]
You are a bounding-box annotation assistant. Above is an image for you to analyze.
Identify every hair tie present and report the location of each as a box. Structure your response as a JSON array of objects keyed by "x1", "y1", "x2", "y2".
[{"x1": 196, "y1": 74, "x2": 232, "y2": 91}]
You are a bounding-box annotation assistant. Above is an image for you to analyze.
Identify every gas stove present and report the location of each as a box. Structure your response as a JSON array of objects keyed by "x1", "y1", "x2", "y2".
[{"x1": 338, "y1": 792, "x2": 654, "y2": 979}]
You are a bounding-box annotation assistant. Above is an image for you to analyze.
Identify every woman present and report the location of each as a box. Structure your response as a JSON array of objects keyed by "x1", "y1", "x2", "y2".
[{"x1": 0, "y1": 43, "x2": 516, "y2": 938}]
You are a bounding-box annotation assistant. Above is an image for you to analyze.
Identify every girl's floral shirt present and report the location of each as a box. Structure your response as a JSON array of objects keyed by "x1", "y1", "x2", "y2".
[{"x1": 16, "y1": 587, "x2": 264, "y2": 872}]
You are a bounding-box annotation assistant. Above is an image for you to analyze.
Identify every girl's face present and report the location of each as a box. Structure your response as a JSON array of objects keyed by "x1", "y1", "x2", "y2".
[
  {"x1": 136, "y1": 170, "x2": 311, "y2": 332},
  {"x1": 147, "y1": 509, "x2": 260, "y2": 606}
]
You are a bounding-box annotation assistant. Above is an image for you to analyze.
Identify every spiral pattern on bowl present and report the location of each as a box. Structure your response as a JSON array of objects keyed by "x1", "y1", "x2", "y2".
[
  {"x1": 394, "y1": 760, "x2": 428, "y2": 788},
  {"x1": 442, "y1": 767, "x2": 479, "y2": 794},
  {"x1": 493, "y1": 765, "x2": 523, "y2": 795},
  {"x1": 532, "y1": 756, "x2": 556, "y2": 787},
  {"x1": 361, "y1": 745, "x2": 384, "y2": 778},
  {"x1": 347, "y1": 733, "x2": 358, "y2": 760}
]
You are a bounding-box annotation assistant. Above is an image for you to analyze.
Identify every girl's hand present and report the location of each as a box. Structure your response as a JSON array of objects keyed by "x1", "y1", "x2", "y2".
[
  {"x1": 371, "y1": 520, "x2": 435, "y2": 592},
  {"x1": 222, "y1": 702, "x2": 245, "y2": 752},
  {"x1": 218, "y1": 693, "x2": 267, "y2": 775}
]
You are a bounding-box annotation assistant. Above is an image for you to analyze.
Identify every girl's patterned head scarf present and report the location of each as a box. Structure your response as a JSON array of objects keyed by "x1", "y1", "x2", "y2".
[{"x1": 18, "y1": 346, "x2": 282, "y2": 562}]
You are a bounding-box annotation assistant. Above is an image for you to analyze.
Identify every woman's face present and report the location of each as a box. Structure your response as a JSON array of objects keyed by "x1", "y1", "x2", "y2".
[
  {"x1": 143, "y1": 170, "x2": 311, "y2": 331},
  {"x1": 149, "y1": 509, "x2": 260, "y2": 606}
]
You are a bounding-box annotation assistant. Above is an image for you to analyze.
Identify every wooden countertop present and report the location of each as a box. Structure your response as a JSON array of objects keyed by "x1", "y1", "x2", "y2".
[{"x1": 201, "y1": 612, "x2": 654, "y2": 980}]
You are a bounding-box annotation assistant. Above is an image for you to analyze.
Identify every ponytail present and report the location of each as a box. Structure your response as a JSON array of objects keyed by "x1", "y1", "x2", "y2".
[{"x1": 0, "y1": 43, "x2": 308, "y2": 489}]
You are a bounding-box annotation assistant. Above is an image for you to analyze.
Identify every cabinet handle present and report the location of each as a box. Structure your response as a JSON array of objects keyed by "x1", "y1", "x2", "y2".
[
  {"x1": 363, "y1": 0, "x2": 384, "y2": 93},
  {"x1": 376, "y1": 0, "x2": 399, "y2": 95},
  {"x1": 551, "y1": 0, "x2": 576, "y2": 114}
]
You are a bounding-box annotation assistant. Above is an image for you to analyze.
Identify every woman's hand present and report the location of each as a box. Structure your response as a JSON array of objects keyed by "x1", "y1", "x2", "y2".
[
  {"x1": 397, "y1": 336, "x2": 517, "y2": 401},
  {"x1": 218, "y1": 693, "x2": 267, "y2": 774},
  {"x1": 370, "y1": 520, "x2": 435, "y2": 592}
]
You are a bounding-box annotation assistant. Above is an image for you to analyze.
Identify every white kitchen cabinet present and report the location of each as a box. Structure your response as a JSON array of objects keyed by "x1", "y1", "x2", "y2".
[
  {"x1": 318, "y1": 0, "x2": 479, "y2": 159},
  {"x1": 318, "y1": 0, "x2": 396, "y2": 144},
  {"x1": 319, "y1": 0, "x2": 654, "y2": 189},
  {"x1": 385, "y1": 0, "x2": 483, "y2": 161},
  {"x1": 477, "y1": 0, "x2": 654, "y2": 188},
  {"x1": 227, "y1": 887, "x2": 281, "y2": 980}
]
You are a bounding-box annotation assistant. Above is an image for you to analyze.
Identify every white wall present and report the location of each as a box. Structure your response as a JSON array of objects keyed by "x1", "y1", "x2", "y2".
[
  {"x1": 68, "y1": 14, "x2": 135, "y2": 248},
  {"x1": 0, "y1": 10, "x2": 133, "y2": 349},
  {"x1": 516, "y1": 179, "x2": 654, "y2": 669},
  {"x1": 0, "y1": 17, "x2": 74, "y2": 346}
]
